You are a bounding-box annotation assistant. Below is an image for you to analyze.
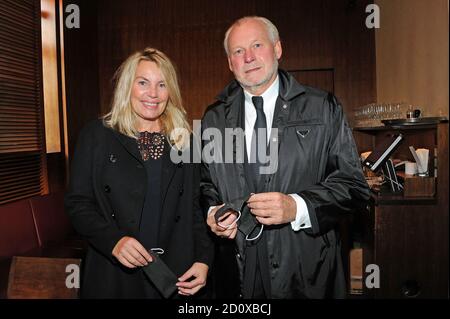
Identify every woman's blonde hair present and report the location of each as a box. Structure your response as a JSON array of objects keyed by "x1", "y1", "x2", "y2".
[{"x1": 103, "y1": 47, "x2": 190, "y2": 149}]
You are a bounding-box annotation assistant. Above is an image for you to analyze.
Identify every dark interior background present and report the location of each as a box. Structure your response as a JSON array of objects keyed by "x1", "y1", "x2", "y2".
[{"x1": 63, "y1": 0, "x2": 376, "y2": 163}]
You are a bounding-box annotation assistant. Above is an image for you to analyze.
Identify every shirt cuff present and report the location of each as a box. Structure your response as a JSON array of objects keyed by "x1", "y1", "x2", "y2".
[
  {"x1": 207, "y1": 206, "x2": 217, "y2": 215},
  {"x1": 288, "y1": 194, "x2": 312, "y2": 231}
]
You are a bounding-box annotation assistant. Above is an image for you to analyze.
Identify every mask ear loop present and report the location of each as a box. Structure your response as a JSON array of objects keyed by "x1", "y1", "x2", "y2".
[
  {"x1": 245, "y1": 224, "x2": 264, "y2": 242},
  {"x1": 217, "y1": 210, "x2": 242, "y2": 229},
  {"x1": 150, "y1": 248, "x2": 165, "y2": 255}
]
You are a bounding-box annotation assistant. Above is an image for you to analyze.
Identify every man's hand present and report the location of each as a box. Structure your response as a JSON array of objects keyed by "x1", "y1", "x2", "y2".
[
  {"x1": 176, "y1": 262, "x2": 209, "y2": 296},
  {"x1": 112, "y1": 236, "x2": 153, "y2": 268},
  {"x1": 247, "y1": 192, "x2": 296, "y2": 225},
  {"x1": 206, "y1": 204, "x2": 238, "y2": 239}
]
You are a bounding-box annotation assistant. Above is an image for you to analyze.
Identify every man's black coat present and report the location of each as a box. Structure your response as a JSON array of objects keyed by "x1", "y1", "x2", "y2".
[{"x1": 201, "y1": 70, "x2": 370, "y2": 298}]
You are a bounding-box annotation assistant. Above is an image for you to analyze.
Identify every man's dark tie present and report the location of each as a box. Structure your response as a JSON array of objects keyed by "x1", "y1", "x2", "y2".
[
  {"x1": 250, "y1": 96, "x2": 266, "y2": 189},
  {"x1": 241, "y1": 96, "x2": 269, "y2": 298}
]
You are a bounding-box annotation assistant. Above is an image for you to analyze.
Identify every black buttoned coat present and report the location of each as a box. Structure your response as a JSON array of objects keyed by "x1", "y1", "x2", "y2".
[{"x1": 65, "y1": 120, "x2": 213, "y2": 298}]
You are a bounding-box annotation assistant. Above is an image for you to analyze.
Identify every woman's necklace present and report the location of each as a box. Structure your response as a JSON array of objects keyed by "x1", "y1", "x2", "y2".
[{"x1": 137, "y1": 131, "x2": 165, "y2": 161}]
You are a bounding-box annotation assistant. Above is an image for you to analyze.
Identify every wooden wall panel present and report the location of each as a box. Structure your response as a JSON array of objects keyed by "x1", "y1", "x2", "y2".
[
  {"x1": 93, "y1": 0, "x2": 376, "y2": 123},
  {"x1": 63, "y1": 0, "x2": 100, "y2": 159},
  {"x1": 331, "y1": 0, "x2": 377, "y2": 124},
  {"x1": 290, "y1": 69, "x2": 335, "y2": 94},
  {"x1": 63, "y1": 0, "x2": 376, "y2": 150}
]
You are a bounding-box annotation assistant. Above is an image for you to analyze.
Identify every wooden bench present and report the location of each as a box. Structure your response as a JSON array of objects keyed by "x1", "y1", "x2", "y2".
[{"x1": 7, "y1": 256, "x2": 81, "y2": 299}]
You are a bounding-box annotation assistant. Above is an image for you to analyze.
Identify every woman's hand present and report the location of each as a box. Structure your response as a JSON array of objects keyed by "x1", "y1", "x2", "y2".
[
  {"x1": 112, "y1": 236, "x2": 152, "y2": 268},
  {"x1": 176, "y1": 262, "x2": 209, "y2": 296}
]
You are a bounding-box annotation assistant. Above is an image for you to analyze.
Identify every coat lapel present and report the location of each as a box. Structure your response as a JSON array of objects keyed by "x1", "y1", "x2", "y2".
[
  {"x1": 111, "y1": 130, "x2": 143, "y2": 163},
  {"x1": 224, "y1": 90, "x2": 252, "y2": 195}
]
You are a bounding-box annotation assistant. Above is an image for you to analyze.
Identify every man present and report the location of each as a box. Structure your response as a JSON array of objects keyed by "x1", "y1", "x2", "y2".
[{"x1": 200, "y1": 16, "x2": 370, "y2": 299}]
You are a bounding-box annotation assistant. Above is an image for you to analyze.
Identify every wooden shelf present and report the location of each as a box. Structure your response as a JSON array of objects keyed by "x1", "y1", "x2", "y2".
[
  {"x1": 354, "y1": 124, "x2": 439, "y2": 131},
  {"x1": 354, "y1": 122, "x2": 448, "y2": 298},
  {"x1": 372, "y1": 193, "x2": 437, "y2": 205}
]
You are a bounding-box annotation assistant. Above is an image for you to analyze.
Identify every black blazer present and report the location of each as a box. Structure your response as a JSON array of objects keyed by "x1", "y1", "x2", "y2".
[{"x1": 65, "y1": 120, "x2": 213, "y2": 298}]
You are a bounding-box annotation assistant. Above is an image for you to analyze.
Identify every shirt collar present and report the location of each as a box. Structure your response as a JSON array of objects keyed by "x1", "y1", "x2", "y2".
[{"x1": 243, "y1": 75, "x2": 279, "y2": 105}]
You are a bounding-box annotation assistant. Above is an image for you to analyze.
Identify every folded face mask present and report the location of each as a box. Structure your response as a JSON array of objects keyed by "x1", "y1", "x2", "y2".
[
  {"x1": 142, "y1": 252, "x2": 178, "y2": 299},
  {"x1": 214, "y1": 199, "x2": 263, "y2": 242}
]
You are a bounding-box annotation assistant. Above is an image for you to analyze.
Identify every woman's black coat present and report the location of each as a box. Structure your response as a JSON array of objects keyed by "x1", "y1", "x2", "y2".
[{"x1": 65, "y1": 120, "x2": 213, "y2": 298}]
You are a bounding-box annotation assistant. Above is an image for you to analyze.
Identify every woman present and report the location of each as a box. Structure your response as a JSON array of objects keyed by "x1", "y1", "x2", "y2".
[{"x1": 65, "y1": 48, "x2": 213, "y2": 298}]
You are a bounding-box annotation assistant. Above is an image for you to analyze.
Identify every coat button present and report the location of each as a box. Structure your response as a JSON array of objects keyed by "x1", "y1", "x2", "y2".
[
  {"x1": 111, "y1": 212, "x2": 115, "y2": 219},
  {"x1": 179, "y1": 188, "x2": 184, "y2": 196},
  {"x1": 104, "y1": 185, "x2": 111, "y2": 193},
  {"x1": 282, "y1": 104, "x2": 288, "y2": 109},
  {"x1": 272, "y1": 261, "x2": 279, "y2": 269},
  {"x1": 236, "y1": 253, "x2": 242, "y2": 260},
  {"x1": 109, "y1": 154, "x2": 117, "y2": 163},
  {"x1": 174, "y1": 215, "x2": 181, "y2": 222}
]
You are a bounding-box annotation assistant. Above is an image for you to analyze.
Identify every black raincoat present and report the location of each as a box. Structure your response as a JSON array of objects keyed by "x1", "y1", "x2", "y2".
[{"x1": 201, "y1": 69, "x2": 370, "y2": 298}]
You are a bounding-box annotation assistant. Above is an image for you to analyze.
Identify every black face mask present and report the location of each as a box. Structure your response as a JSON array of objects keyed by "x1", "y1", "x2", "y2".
[
  {"x1": 214, "y1": 196, "x2": 264, "y2": 243},
  {"x1": 142, "y1": 251, "x2": 178, "y2": 299}
]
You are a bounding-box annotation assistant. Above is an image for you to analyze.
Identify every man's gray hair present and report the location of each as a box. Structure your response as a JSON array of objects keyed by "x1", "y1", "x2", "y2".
[{"x1": 223, "y1": 16, "x2": 280, "y2": 56}]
